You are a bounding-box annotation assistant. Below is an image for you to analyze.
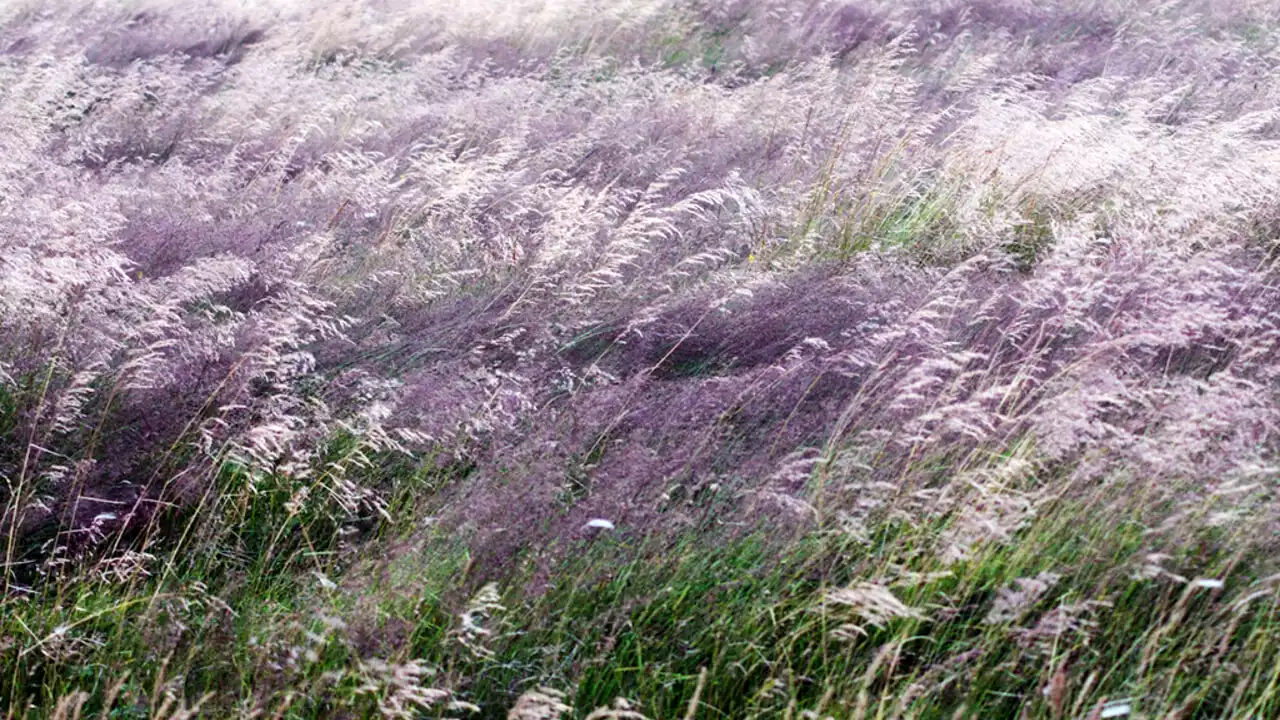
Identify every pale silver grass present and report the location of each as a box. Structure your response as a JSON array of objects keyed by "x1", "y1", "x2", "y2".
[
  {"x1": 453, "y1": 581, "x2": 505, "y2": 660},
  {"x1": 353, "y1": 657, "x2": 452, "y2": 720},
  {"x1": 583, "y1": 698, "x2": 651, "y2": 720},
  {"x1": 508, "y1": 687, "x2": 573, "y2": 720},
  {"x1": 822, "y1": 581, "x2": 927, "y2": 641}
]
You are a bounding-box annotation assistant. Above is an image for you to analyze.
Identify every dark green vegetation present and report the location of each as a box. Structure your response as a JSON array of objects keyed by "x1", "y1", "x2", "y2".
[{"x1": 5, "y1": 413, "x2": 1279, "y2": 718}]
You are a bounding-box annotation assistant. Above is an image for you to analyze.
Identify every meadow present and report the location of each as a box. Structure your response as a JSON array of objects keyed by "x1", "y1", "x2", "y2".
[{"x1": 2, "y1": 0, "x2": 1280, "y2": 717}]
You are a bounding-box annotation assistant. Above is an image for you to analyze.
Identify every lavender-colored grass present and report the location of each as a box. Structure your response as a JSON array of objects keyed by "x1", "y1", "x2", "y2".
[{"x1": 3, "y1": 0, "x2": 1280, "y2": 715}]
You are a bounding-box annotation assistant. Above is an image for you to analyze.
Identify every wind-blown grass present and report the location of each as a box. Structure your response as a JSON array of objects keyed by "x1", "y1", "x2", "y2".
[{"x1": 3, "y1": 0, "x2": 1280, "y2": 717}]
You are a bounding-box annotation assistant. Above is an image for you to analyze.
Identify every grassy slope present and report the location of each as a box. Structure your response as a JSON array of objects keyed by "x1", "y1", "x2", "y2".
[{"x1": 3, "y1": 1, "x2": 1280, "y2": 718}]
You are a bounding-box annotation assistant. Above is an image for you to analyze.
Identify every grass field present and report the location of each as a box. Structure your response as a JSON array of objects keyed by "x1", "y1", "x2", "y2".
[{"x1": 3, "y1": 1, "x2": 1280, "y2": 717}]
